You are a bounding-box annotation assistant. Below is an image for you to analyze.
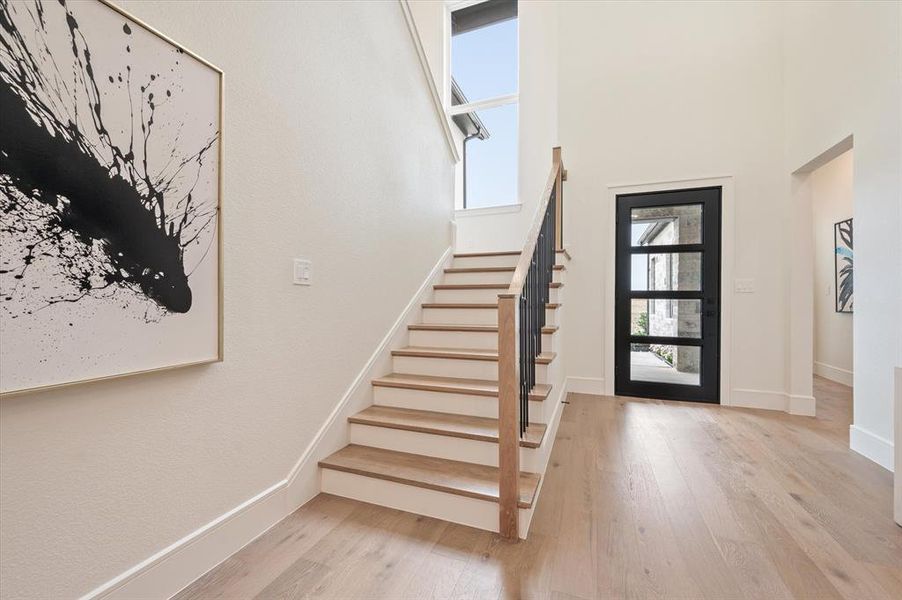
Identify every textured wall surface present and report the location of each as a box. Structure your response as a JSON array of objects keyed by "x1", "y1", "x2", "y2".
[{"x1": 0, "y1": 1, "x2": 454, "y2": 597}]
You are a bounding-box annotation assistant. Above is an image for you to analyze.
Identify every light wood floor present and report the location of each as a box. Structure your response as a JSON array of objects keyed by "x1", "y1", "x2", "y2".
[{"x1": 176, "y1": 377, "x2": 901, "y2": 599}]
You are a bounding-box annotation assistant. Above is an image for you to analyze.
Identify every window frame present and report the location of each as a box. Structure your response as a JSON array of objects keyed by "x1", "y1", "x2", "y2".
[{"x1": 445, "y1": 0, "x2": 519, "y2": 210}]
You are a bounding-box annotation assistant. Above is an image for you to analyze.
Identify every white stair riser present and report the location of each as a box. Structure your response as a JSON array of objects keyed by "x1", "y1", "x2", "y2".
[
  {"x1": 349, "y1": 424, "x2": 543, "y2": 470},
  {"x1": 422, "y1": 307, "x2": 558, "y2": 326},
  {"x1": 443, "y1": 269, "x2": 563, "y2": 285},
  {"x1": 433, "y1": 287, "x2": 560, "y2": 304},
  {"x1": 391, "y1": 355, "x2": 550, "y2": 381},
  {"x1": 409, "y1": 329, "x2": 554, "y2": 350},
  {"x1": 422, "y1": 307, "x2": 497, "y2": 325},
  {"x1": 321, "y1": 469, "x2": 532, "y2": 537},
  {"x1": 372, "y1": 385, "x2": 547, "y2": 422},
  {"x1": 451, "y1": 254, "x2": 520, "y2": 268}
]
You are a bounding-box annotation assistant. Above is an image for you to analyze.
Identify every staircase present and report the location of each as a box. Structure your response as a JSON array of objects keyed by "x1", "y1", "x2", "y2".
[
  {"x1": 318, "y1": 250, "x2": 567, "y2": 538},
  {"x1": 319, "y1": 148, "x2": 567, "y2": 540}
]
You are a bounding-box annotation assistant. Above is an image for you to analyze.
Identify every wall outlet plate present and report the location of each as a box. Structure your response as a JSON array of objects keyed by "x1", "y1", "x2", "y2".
[{"x1": 293, "y1": 259, "x2": 312, "y2": 286}]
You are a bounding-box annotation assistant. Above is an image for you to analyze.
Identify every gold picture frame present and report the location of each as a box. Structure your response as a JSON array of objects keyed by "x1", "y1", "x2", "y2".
[{"x1": 0, "y1": 0, "x2": 224, "y2": 397}]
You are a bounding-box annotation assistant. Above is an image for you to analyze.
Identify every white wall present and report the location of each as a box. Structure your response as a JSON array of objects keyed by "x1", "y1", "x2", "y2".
[
  {"x1": 454, "y1": 0, "x2": 560, "y2": 252},
  {"x1": 0, "y1": 1, "x2": 454, "y2": 597},
  {"x1": 784, "y1": 0, "x2": 901, "y2": 469},
  {"x1": 811, "y1": 150, "x2": 854, "y2": 386},
  {"x1": 557, "y1": 1, "x2": 788, "y2": 402}
]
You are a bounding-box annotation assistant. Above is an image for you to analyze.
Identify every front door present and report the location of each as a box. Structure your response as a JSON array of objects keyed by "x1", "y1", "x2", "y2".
[{"x1": 614, "y1": 187, "x2": 722, "y2": 403}]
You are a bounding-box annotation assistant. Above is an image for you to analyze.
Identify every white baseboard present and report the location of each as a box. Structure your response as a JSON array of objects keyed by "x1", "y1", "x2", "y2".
[
  {"x1": 82, "y1": 247, "x2": 455, "y2": 600},
  {"x1": 788, "y1": 394, "x2": 817, "y2": 416},
  {"x1": 566, "y1": 376, "x2": 605, "y2": 396},
  {"x1": 730, "y1": 388, "x2": 816, "y2": 417},
  {"x1": 894, "y1": 367, "x2": 901, "y2": 525},
  {"x1": 814, "y1": 361, "x2": 854, "y2": 386},
  {"x1": 850, "y1": 424, "x2": 895, "y2": 472}
]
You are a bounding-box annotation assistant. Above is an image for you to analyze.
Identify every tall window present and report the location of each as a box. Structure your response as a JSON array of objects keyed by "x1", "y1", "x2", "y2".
[{"x1": 449, "y1": 0, "x2": 518, "y2": 209}]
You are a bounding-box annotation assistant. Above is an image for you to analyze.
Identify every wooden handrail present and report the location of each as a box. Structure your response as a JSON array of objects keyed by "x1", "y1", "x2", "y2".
[
  {"x1": 504, "y1": 147, "x2": 563, "y2": 299},
  {"x1": 497, "y1": 147, "x2": 563, "y2": 541}
]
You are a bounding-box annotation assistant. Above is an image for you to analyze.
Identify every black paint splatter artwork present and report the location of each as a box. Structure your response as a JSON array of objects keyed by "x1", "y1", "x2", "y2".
[{"x1": 0, "y1": 0, "x2": 219, "y2": 324}]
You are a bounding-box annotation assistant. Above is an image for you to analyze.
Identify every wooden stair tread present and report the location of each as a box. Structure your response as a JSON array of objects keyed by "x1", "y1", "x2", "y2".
[
  {"x1": 421, "y1": 303, "x2": 498, "y2": 309},
  {"x1": 434, "y1": 283, "x2": 508, "y2": 290},
  {"x1": 444, "y1": 265, "x2": 565, "y2": 274},
  {"x1": 372, "y1": 372, "x2": 552, "y2": 401},
  {"x1": 422, "y1": 303, "x2": 561, "y2": 309},
  {"x1": 434, "y1": 282, "x2": 563, "y2": 290},
  {"x1": 408, "y1": 323, "x2": 558, "y2": 334},
  {"x1": 453, "y1": 250, "x2": 521, "y2": 258},
  {"x1": 350, "y1": 406, "x2": 546, "y2": 448},
  {"x1": 452, "y1": 249, "x2": 570, "y2": 258},
  {"x1": 392, "y1": 347, "x2": 556, "y2": 364},
  {"x1": 319, "y1": 445, "x2": 541, "y2": 508}
]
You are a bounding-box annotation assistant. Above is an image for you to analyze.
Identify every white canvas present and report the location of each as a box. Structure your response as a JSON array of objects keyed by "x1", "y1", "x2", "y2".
[{"x1": 0, "y1": 0, "x2": 222, "y2": 394}]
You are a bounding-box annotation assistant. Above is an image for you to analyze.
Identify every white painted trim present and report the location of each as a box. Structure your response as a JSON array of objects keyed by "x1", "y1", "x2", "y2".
[
  {"x1": 448, "y1": 93, "x2": 519, "y2": 116},
  {"x1": 82, "y1": 247, "x2": 456, "y2": 600},
  {"x1": 730, "y1": 388, "x2": 816, "y2": 417},
  {"x1": 566, "y1": 376, "x2": 606, "y2": 396},
  {"x1": 894, "y1": 367, "x2": 901, "y2": 524},
  {"x1": 398, "y1": 0, "x2": 460, "y2": 163},
  {"x1": 454, "y1": 203, "x2": 522, "y2": 218},
  {"x1": 603, "y1": 176, "x2": 735, "y2": 409},
  {"x1": 789, "y1": 394, "x2": 817, "y2": 416},
  {"x1": 850, "y1": 424, "x2": 895, "y2": 472},
  {"x1": 82, "y1": 481, "x2": 288, "y2": 599},
  {"x1": 814, "y1": 361, "x2": 854, "y2": 387}
]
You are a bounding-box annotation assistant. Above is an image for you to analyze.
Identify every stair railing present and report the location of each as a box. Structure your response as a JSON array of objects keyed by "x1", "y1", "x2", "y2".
[{"x1": 497, "y1": 146, "x2": 564, "y2": 540}]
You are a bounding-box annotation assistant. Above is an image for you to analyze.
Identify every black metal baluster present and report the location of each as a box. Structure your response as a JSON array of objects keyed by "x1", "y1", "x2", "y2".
[{"x1": 516, "y1": 177, "x2": 563, "y2": 439}]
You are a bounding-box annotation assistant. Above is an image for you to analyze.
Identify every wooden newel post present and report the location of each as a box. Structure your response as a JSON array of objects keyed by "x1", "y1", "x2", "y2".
[
  {"x1": 552, "y1": 146, "x2": 563, "y2": 251},
  {"x1": 497, "y1": 293, "x2": 520, "y2": 540}
]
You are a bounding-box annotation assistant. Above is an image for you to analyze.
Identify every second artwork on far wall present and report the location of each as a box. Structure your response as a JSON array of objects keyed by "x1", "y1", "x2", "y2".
[{"x1": 834, "y1": 218, "x2": 853, "y2": 314}]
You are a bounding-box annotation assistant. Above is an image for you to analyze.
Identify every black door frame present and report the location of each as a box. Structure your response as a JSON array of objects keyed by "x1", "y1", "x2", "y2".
[{"x1": 614, "y1": 186, "x2": 722, "y2": 403}]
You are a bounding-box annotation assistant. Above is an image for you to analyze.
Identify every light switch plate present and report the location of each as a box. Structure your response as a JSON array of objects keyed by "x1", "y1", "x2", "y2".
[
  {"x1": 734, "y1": 278, "x2": 755, "y2": 294},
  {"x1": 293, "y1": 259, "x2": 312, "y2": 286}
]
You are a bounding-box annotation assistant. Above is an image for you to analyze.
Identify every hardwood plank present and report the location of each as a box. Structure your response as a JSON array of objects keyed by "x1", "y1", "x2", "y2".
[
  {"x1": 432, "y1": 282, "x2": 563, "y2": 290},
  {"x1": 421, "y1": 302, "x2": 561, "y2": 309},
  {"x1": 443, "y1": 264, "x2": 564, "y2": 274},
  {"x1": 318, "y1": 445, "x2": 540, "y2": 508},
  {"x1": 407, "y1": 323, "x2": 558, "y2": 333},
  {"x1": 391, "y1": 346, "x2": 556, "y2": 364},
  {"x1": 349, "y1": 405, "x2": 546, "y2": 448},
  {"x1": 451, "y1": 249, "x2": 570, "y2": 258},
  {"x1": 183, "y1": 378, "x2": 902, "y2": 600},
  {"x1": 372, "y1": 372, "x2": 552, "y2": 401},
  {"x1": 453, "y1": 250, "x2": 521, "y2": 258}
]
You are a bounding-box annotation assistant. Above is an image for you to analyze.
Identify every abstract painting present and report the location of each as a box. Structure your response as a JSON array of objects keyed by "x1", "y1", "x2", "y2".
[
  {"x1": 834, "y1": 218, "x2": 853, "y2": 313},
  {"x1": 0, "y1": 0, "x2": 222, "y2": 395}
]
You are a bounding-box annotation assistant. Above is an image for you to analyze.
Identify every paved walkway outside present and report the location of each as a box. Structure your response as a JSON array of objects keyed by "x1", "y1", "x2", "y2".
[{"x1": 630, "y1": 350, "x2": 699, "y2": 385}]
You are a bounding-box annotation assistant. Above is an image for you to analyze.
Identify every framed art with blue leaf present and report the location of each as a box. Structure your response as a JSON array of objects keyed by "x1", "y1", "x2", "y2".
[{"x1": 834, "y1": 218, "x2": 853, "y2": 314}]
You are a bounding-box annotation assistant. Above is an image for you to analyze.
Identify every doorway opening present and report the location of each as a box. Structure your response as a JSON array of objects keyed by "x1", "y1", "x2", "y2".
[
  {"x1": 807, "y1": 148, "x2": 855, "y2": 436},
  {"x1": 614, "y1": 187, "x2": 722, "y2": 403}
]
